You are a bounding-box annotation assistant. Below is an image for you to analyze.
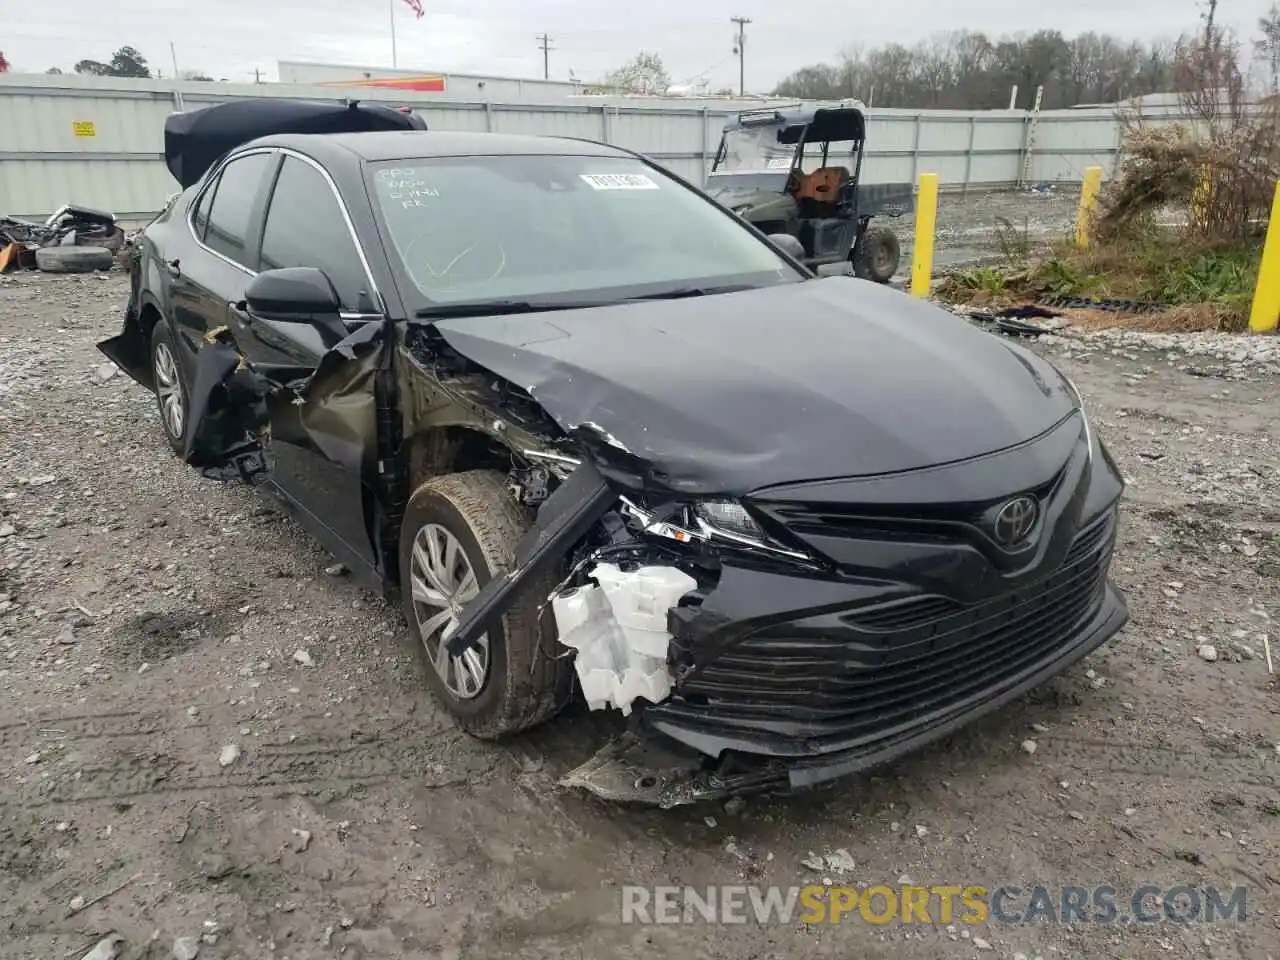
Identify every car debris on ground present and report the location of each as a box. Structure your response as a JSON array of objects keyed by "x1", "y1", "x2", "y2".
[{"x1": 0, "y1": 205, "x2": 126, "y2": 274}]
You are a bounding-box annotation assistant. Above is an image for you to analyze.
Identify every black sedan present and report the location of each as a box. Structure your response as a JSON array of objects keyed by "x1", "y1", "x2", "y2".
[{"x1": 99, "y1": 99, "x2": 1128, "y2": 805}]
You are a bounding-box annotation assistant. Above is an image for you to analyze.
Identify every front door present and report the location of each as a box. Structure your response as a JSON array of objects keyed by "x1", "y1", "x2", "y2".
[
  {"x1": 228, "y1": 152, "x2": 386, "y2": 575},
  {"x1": 168, "y1": 151, "x2": 276, "y2": 377}
]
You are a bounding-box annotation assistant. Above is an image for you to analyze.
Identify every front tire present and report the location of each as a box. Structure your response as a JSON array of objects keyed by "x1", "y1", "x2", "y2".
[
  {"x1": 398, "y1": 470, "x2": 573, "y2": 739},
  {"x1": 150, "y1": 321, "x2": 188, "y2": 456}
]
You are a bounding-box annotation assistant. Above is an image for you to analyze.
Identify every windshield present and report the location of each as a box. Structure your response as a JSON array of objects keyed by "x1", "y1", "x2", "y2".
[
  {"x1": 367, "y1": 155, "x2": 803, "y2": 308},
  {"x1": 715, "y1": 126, "x2": 799, "y2": 174}
]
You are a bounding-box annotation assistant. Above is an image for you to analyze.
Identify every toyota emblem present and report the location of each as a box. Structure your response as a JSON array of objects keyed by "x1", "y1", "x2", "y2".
[{"x1": 992, "y1": 496, "x2": 1038, "y2": 546}]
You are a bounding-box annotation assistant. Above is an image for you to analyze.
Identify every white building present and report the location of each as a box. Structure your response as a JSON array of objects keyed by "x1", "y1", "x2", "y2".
[{"x1": 277, "y1": 60, "x2": 582, "y2": 101}]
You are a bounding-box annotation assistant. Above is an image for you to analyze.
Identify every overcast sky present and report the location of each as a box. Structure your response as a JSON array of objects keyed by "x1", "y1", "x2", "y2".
[{"x1": 1, "y1": 0, "x2": 1273, "y2": 89}]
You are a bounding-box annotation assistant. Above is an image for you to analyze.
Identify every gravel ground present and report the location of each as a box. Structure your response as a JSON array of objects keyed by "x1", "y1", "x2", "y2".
[
  {"x1": 1, "y1": 269, "x2": 1278, "y2": 960},
  {"x1": 816, "y1": 187, "x2": 1080, "y2": 282}
]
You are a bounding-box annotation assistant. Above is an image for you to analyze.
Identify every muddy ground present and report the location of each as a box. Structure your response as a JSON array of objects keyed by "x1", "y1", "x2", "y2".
[{"x1": 0, "y1": 269, "x2": 1277, "y2": 960}]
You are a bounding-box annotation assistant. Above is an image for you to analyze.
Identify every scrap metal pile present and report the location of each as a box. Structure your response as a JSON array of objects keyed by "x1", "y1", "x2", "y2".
[{"x1": 0, "y1": 204, "x2": 126, "y2": 274}]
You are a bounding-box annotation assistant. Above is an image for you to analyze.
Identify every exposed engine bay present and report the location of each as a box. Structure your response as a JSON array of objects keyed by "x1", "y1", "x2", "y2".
[{"x1": 397, "y1": 324, "x2": 853, "y2": 806}]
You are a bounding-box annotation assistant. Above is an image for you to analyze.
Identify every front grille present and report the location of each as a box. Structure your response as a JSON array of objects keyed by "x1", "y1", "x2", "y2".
[
  {"x1": 677, "y1": 512, "x2": 1115, "y2": 749},
  {"x1": 761, "y1": 472, "x2": 1064, "y2": 546}
]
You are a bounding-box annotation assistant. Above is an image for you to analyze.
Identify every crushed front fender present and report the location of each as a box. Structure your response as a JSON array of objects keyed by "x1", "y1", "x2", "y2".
[{"x1": 443, "y1": 459, "x2": 616, "y2": 658}]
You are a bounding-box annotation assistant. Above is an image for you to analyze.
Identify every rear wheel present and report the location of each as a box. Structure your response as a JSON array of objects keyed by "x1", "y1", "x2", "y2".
[
  {"x1": 150, "y1": 321, "x2": 188, "y2": 455},
  {"x1": 398, "y1": 470, "x2": 573, "y2": 739},
  {"x1": 852, "y1": 225, "x2": 900, "y2": 284}
]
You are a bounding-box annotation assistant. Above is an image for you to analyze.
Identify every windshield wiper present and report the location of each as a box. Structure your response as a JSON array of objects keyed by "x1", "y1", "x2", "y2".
[
  {"x1": 414, "y1": 284, "x2": 759, "y2": 318},
  {"x1": 625, "y1": 284, "x2": 757, "y2": 301},
  {"x1": 414, "y1": 299, "x2": 618, "y2": 319}
]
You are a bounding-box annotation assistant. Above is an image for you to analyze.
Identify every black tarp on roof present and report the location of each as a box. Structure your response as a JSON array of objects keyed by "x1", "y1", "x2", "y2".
[{"x1": 163, "y1": 98, "x2": 428, "y2": 188}]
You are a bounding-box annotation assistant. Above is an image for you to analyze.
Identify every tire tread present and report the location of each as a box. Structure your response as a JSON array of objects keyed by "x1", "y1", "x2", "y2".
[{"x1": 405, "y1": 470, "x2": 573, "y2": 739}]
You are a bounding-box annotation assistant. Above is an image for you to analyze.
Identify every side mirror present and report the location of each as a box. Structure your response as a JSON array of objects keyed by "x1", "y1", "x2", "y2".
[
  {"x1": 768, "y1": 233, "x2": 806, "y2": 261},
  {"x1": 244, "y1": 267, "x2": 340, "y2": 319}
]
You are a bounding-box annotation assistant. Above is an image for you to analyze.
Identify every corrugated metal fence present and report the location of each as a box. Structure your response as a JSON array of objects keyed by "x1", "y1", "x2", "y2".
[{"x1": 0, "y1": 74, "x2": 1187, "y2": 225}]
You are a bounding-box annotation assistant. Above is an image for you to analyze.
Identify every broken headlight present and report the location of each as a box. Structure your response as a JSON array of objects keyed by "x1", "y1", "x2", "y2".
[
  {"x1": 692, "y1": 499, "x2": 813, "y2": 561},
  {"x1": 619, "y1": 497, "x2": 811, "y2": 562},
  {"x1": 694, "y1": 500, "x2": 763, "y2": 540}
]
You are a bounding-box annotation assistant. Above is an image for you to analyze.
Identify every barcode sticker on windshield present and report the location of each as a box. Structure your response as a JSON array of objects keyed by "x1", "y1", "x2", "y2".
[{"x1": 579, "y1": 173, "x2": 659, "y2": 190}]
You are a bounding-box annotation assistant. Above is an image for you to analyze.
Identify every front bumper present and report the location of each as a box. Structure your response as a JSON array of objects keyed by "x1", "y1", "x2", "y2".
[
  {"x1": 561, "y1": 506, "x2": 1128, "y2": 806},
  {"x1": 656, "y1": 579, "x2": 1127, "y2": 794},
  {"x1": 791, "y1": 580, "x2": 1127, "y2": 788}
]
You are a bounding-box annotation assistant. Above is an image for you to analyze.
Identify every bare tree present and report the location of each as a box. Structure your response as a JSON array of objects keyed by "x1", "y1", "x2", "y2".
[
  {"x1": 773, "y1": 28, "x2": 1180, "y2": 108},
  {"x1": 602, "y1": 52, "x2": 671, "y2": 95},
  {"x1": 1256, "y1": 3, "x2": 1280, "y2": 92}
]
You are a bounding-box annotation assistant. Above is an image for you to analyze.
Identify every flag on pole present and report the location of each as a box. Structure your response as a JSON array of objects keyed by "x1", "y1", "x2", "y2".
[{"x1": 402, "y1": 0, "x2": 425, "y2": 18}]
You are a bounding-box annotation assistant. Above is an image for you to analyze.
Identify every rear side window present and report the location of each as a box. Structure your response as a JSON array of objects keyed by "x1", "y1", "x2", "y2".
[
  {"x1": 260, "y1": 156, "x2": 370, "y2": 311},
  {"x1": 191, "y1": 175, "x2": 219, "y2": 241},
  {"x1": 203, "y1": 152, "x2": 272, "y2": 267}
]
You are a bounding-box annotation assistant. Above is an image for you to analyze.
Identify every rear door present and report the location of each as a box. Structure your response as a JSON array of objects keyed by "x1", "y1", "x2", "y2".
[
  {"x1": 168, "y1": 150, "x2": 276, "y2": 371},
  {"x1": 227, "y1": 152, "x2": 384, "y2": 569}
]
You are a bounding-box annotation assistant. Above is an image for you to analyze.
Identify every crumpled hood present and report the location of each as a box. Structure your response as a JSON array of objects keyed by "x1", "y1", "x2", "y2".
[{"x1": 433, "y1": 277, "x2": 1076, "y2": 496}]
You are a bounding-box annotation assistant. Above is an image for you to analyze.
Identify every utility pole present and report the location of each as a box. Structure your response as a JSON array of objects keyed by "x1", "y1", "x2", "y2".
[
  {"x1": 730, "y1": 16, "x2": 751, "y2": 96},
  {"x1": 389, "y1": 0, "x2": 398, "y2": 69},
  {"x1": 536, "y1": 33, "x2": 553, "y2": 79},
  {"x1": 1203, "y1": 0, "x2": 1218, "y2": 50}
]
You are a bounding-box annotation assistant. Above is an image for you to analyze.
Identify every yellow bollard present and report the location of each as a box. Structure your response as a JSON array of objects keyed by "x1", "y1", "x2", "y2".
[
  {"x1": 1190, "y1": 163, "x2": 1212, "y2": 232},
  {"x1": 910, "y1": 172, "x2": 939, "y2": 298},
  {"x1": 1075, "y1": 166, "x2": 1103, "y2": 247},
  {"x1": 1248, "y1": 180, "x2": 1280, "y2": 334}
]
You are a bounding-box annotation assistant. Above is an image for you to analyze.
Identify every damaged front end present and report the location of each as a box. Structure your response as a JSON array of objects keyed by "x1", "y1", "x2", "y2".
[
  {"x1": 442, "y1": 452, "x2": 826, "y2": 806},
  {"x1": 421, "y1": 309, "x2": 1129, "y2": 809},
  {"x1": 398, "y1": 322, "x2": 828, "y2": 805},
  {"x1": 446, "y1": 442, "x2": 1126, "y2": 807}
]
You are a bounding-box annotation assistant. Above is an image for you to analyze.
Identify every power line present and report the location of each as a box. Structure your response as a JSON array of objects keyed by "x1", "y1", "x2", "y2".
[
  {"x1": 673, "y1": 56, "x2": 733, "y2": 92},
  {"x1": 730, "y1": 16, "x2": 751, "y2": 96},
  {"x1": 536, "y1": 32, "x2": 553, "y2": 80}
]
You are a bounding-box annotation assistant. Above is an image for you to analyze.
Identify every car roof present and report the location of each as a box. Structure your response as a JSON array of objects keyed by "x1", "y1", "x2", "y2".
[
  {"x1": 724, "y1": 104, "x2": 867, "y2": 143},
  {"x1": 246, "y1": 130, "x2": 633, "y2": 163}
]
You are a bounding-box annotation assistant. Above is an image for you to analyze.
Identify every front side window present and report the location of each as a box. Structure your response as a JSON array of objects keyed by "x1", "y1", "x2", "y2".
[
  {"x1": 368, "y1": 154, "x2": 802, "y2": 307},
  {"x1": 203, "y1": 152, "x2": 272, "y2": 266},
  {"x1": 260, "y1": 156, "x2": 370, "y2": 311}
]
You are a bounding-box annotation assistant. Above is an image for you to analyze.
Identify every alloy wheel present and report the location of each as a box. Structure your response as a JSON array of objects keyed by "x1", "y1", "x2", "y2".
[
  {"x1": 153, "y1": 342, "x2": 185, "y2": 440},
  {"x1": 409, "y1": 522, "x2": 490, "y2": 699}
]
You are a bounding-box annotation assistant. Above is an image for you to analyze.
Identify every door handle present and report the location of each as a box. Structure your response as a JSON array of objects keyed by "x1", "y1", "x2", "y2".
[{"x1": 165, "y1": 258, "x2": 181, "y2": 277}]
